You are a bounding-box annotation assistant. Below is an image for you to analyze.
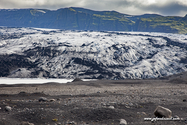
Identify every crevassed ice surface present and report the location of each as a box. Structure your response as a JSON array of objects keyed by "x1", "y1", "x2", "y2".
[{"x1": 0, "y1": 27, "x2": 187, "y2": 79}]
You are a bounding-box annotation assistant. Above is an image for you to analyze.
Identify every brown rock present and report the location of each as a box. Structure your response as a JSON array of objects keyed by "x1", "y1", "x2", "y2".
[{"x1": 154, "y1": 105, "x2": 172, "y2": 118}]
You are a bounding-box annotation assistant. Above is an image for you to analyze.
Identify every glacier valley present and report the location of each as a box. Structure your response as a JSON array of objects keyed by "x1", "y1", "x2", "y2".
[{"x1": 0, "y1": 27, "x2": 187, "y2": 79}]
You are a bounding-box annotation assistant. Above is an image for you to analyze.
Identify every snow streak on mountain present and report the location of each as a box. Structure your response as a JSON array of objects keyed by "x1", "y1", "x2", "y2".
[{"x1": 0, "y1": 27, "x2": 187, "y2": 79}]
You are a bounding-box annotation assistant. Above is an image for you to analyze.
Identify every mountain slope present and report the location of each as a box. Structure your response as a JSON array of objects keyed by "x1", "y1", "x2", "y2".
[
  {"x1": 134, "y1": 16, "x2": 187, "y2": 34},
  {"x1": 0, "y1": 27, "x2": 187, "y2": 79},
  {"x1": 0, "y1": 8, "x2": 134, "y2": 31},
  {"x1": 0, "y1": 7, "x2": 187, "y2": 34}
]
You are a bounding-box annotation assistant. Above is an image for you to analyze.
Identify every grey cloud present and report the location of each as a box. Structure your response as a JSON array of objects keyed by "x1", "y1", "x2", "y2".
[
  {"x1": 111, "y1": 0, "x2": 187, "y2": 16},
  {"x1": 144, "y1": 2, "x2": 187, "y2": 16},
  {"x1": 104, "y1": 0, "x2": 187, "y2": 16},
  {"x1": 0, "y1": 0, "x2": 187, "y2": 16}
]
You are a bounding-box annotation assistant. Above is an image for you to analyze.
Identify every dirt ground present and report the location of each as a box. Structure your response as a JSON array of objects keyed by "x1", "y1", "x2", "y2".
[{"x1": 0, "y1": 77, "x2": 187, "y2": 125}]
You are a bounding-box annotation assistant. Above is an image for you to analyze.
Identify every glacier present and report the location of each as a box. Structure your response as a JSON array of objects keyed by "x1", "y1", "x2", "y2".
[{"x1": 0, "y1": 27, "x2": 187, "y2": 79}]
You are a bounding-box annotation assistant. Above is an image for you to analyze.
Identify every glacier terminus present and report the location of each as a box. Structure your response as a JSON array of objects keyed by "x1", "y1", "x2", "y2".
[{"x1": 0, "y1": 27, "x2": 187, "y2": 79}]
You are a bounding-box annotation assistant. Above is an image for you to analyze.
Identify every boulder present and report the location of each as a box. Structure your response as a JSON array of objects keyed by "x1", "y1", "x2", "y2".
[
  {"x1": 66, "y1": 121, "x2": 77, "y2": 125},
  {"x1": 72, "y1": 78, "x2": 83, "y2": 82},
  {"x1": 154, "y1": 106, "x2": 172, "y2": 118},
  {"x1": 49, "y1": 99, "x2": 56, "y2": 102},
  {"x1": 5, "y1": 106, "x2": 12, "y2": 112},
  {"x1": 119, "y1": 119, "x2": 127, "y2": 125},
  {"x1": 108, "y1": 106, "x2": 115, "y2": 109},
  {"x1": 38, "y1": 97, "x2": 48, "y2": 102}
]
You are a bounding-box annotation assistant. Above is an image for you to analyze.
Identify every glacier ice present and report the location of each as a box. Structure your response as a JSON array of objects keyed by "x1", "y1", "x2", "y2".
[{"x1": 0, "y1": 27, "x2": 187, "y2": 79}]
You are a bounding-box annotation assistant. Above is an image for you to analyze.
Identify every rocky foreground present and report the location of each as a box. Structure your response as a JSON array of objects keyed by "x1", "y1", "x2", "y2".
[{"x1": 0, "y1": 76, "x2": 187, "y2": 125}]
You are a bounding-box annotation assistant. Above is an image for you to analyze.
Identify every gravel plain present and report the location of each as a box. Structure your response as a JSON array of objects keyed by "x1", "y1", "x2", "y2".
[{"x1": 0, "y1": 76, "x2": 187, "y2": 125}]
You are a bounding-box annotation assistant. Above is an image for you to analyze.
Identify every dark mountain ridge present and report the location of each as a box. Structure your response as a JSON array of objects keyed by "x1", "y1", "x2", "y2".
[
  {"x1": 0, "y1": 7, "x2": 187, "y2": 34},
  {"x1": 0, "y1": 7, "x2": 133, "y2": 31}
]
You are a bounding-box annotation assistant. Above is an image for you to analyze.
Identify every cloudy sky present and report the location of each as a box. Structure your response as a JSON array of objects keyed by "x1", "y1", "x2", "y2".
[{"x1": 0, "y1": 0, "x2": 187, "y2": 16}]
